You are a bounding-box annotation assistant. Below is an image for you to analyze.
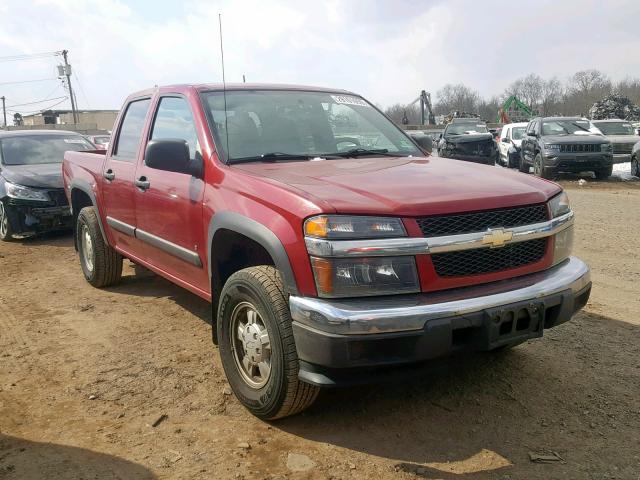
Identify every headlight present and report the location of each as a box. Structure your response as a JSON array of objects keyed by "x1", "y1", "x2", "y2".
[
  {"x1": 544, "y1": 144, "x2": 561, "y2": 154},
  {"x1": 548, "y1": 191, "x2": 571, "y2": 218},
  {"x1": 310, "y1": 256, "x2": 420, "y2": 298},
  {"x1": 5, "y1": 182, "x2": 50, "y2": 202},
  {"x1": 304, "y1": 215, "x2": 406, "y2": 239},
  {"x1": 600, "y1": 143, "x2": 612, "y2": 152}
]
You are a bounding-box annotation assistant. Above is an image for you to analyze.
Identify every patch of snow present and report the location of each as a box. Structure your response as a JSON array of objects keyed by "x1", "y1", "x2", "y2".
[{"x1": 612, "y1": 162, "x2": 638, "y2": 181}]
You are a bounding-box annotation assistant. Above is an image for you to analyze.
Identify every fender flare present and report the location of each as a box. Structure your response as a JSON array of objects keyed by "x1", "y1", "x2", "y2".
[
  {"x1": 207, "y1": 211, "x2": 299, "y2": 295},
  {"x1": 69, "y1": 179, "x2": 108, "y2": 244}
]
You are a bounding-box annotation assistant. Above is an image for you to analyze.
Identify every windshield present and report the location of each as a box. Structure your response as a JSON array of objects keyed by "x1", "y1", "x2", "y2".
[
  {"x1": 511, "y1": 126, "x2": 526, "y2": 140},
  {"x1": 593, "y1": 121, "x2": 635, "y2": 135},
  {"x1": 203, "y1": 90, "x2": 421, "y2": 162},
  {"x1": 446, "y1": 123, "x2": 488, "y2": 135},
  {"x1": 542, "y1": 119, "x2": 594, "y2": 136},
  {"x1": 0, "y1": 134, "x2": 94, "y2": 165}
]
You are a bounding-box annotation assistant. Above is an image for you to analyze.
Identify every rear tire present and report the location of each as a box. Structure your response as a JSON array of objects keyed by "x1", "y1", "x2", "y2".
[
  {"x1": 0, "y1": 201, "x2": 16, "y2": 242},
  {"x1": 76, "y1": 206, "x2": 122, "y2": 287},
  {"x1": 217, "y1": 266, "x2": 319, "y2": 420},
  {"x1": 595, "y1": 166, "x2": 613, "y2": 180}
]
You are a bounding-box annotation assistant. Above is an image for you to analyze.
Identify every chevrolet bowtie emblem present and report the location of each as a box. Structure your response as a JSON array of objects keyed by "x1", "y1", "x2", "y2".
[{"x1": 482, "y1": 228, "x2": 513, "y2": 248}]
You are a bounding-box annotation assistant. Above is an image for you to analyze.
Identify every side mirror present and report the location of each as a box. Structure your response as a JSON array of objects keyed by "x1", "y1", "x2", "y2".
[
  {"x1": 500, "y1": 137, "x2": 508, "y2": 143},
  {"x1": 527, "y1": 131, "x2": 537, "y2": 137},
  {"x1": 408, "y1": 132, "x2": 433, "y2": 154},
  {"x1": 145, "y1": 139, "x2": 202, "y2": 177}
]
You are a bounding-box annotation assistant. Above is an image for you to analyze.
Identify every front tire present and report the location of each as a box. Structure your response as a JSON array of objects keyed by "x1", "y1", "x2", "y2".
[
  {"x1": 217, "y1": 266, "x2": 319, "y2": 420},
  {"x1": 631, "y1": 156, "x2": 639, "y2": 177},
  {"x1": 76, "y1": 207, "x2": 122, "y2": 287},
  {"x1": 595, "y1": 165, "x2": 613, "y2": 180},
  {"x1": 533, "y1": 153, "x2": 553, "y2": 179},
  {"x1": 0, "y1": 201, "x2": 16, "y2": 242}
]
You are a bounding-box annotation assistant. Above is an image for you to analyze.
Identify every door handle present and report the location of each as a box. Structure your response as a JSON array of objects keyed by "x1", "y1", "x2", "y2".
[
  {"x1": 135, "y1": 176, "x2": 151, "y2": 191},
  {"x1": 103, "y1": 169, "x2": 115, "y2": 181}
]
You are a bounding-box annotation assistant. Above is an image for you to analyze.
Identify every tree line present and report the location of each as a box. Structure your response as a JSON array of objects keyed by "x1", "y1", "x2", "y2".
[{"x1": 385, "y1": 69, "x2": 640, "y2": 124}]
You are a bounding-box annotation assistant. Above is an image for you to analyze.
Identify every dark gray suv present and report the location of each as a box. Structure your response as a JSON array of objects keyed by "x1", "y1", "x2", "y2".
[{"x1": 520, "y1": 117, "x2": 613, "y2": 179}]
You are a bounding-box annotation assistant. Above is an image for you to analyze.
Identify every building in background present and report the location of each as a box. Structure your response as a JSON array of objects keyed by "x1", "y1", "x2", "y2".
[{"x1": 19, "y1": 109, "x2": 118, "y2": 132}]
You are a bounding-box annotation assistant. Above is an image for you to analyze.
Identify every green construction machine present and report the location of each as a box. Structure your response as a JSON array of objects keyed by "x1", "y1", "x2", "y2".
[{"x1": 498, "y1": 96, "x2": 535, "y2": 124}]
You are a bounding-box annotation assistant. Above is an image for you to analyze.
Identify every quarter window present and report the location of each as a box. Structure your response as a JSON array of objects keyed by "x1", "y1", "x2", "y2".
[{"x1": 114, "y1": 98, "x2": 151, "y2": 160}]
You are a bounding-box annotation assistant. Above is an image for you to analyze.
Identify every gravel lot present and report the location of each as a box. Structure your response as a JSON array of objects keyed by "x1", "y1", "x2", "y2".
[{"x1": 1, "y1": 175, "x2": 639, "y2": 480}]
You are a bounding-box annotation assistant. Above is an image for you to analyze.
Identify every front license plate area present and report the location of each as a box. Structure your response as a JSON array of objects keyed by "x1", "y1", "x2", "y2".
[{"x1": 483, "y1": 300, "x2": 544, "y2": 349}]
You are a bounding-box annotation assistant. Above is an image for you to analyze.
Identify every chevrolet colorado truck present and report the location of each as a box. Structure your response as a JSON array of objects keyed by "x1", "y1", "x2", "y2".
[{"x1": 63, "y1": 84, "x2": 591, "y2": 419}]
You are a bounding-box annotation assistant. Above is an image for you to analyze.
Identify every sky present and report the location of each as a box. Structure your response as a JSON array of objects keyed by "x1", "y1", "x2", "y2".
[{"x1": 1, "y1": 0, "x2": 640, "y2": 117}]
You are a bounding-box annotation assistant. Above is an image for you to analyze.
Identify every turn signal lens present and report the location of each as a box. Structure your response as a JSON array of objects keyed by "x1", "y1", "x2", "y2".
[{"x1": 304, "y1": 215, "x2": 406, "y2": 239}]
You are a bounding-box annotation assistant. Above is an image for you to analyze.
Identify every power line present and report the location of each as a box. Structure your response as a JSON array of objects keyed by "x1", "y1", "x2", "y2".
[
  {"x1": 0, "y1": 51, "x2": 61, "y2": 63},
  {"x1": 7, "y1": 97, "x2": 70, "y2": 115},
  {"x1": 6, "y1": 95, "x2": 67, "y2": 108},
  {"x1": 0, "y1": 78, "x2": 58, "y2": 87},
  {"x1": 72, "y1": 71, "x2": 90, "y2": 109}
]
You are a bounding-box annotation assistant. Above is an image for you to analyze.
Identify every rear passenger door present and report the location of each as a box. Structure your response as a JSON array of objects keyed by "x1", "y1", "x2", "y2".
[
  {"x1": 133, "y1": 95, "x2": 208, "y2": 294},
  {"x1": 102, "y1": 97, "x2": 151, "y2": 258},
  {"x1": 499, "y1": 126, "x2": 511, "y2": 161}
]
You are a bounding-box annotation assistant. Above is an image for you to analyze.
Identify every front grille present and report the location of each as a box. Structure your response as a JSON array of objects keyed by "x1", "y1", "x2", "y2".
[
  {"x1": 431, "y1": 238, "x2": 547, "y2": 277},
  {"x1": 455, "y1": 140, "x2": 493, "y2": 156},
  {"x1": 417, "y1": 204, "x2": 548, "y2": 237},
  {"x1": 559, "y1": 144, "x2": 600, "y2": 153},
  {"x1": 612, "y1": 143, "x2": 634, "y2": 154},
  {"x1": 47, "y1": 189, "x2": 69, "y2": 207}
]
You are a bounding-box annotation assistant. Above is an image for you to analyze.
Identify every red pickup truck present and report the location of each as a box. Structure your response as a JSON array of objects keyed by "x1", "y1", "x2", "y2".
[{"x1": 63, "y1": 84, "x2": 591, "y2": 419}]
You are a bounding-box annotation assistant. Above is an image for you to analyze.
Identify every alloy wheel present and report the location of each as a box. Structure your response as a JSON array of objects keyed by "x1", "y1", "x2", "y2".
[
  {"x1": 81, "y1": 224, "x2": 95, "y2": 272},
  {"x1": 230, "y1": 301, "x2": 272, "y2": 388},
  {"x1": 0, "y1": 203, "x2": 8, "y2": 238}
]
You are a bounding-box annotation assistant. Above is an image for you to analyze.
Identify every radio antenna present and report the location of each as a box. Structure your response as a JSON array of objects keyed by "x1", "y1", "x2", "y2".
[{"x1": 218, "y1": 13, "x2": 229, "y2": 160}]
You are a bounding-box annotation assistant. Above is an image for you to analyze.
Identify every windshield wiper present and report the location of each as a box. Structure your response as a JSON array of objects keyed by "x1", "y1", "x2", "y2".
[
  {"x1": 570, "y1": 122, "x2": 591, "y2": 133},
  {"x1": 326, "y1": 148, "x2": 401, "y2": 158},
  {"x1": 228, "y1": 152, "x2": 318, "y2": 164}
]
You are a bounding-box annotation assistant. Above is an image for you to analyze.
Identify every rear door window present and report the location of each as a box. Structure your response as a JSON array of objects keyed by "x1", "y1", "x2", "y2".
[{"x1": 113, "y1": 98, "x2": 151, "y2": 160}]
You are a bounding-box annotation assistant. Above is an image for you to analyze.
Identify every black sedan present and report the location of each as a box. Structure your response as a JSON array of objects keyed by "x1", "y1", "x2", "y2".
[{"x1": 0, "y1": 130, "x2": 95, "y2": 241}]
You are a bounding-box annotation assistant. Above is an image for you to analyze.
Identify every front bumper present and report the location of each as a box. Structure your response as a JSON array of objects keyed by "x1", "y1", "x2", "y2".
[
  {"x1": 290, "y1": 257, "x2": 590, "y2": 386},
  {"x1": 612, "y1": 153, "x2": 632, "y2": 164},
  {"x1": 5, "y1": 198, "x2": 72, "y2": 235},
  {"x1": 544, "y1": 153, "x2": 613, "y2": 172}
]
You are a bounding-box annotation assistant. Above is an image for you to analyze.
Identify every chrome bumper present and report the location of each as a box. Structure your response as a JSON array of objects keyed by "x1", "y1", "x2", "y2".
[{"x1": 290, "y1": 256, "x2": 590, "y2": 335}]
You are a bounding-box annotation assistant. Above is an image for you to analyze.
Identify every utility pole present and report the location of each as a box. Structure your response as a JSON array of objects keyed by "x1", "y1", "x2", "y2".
[
  {"x1": 61, "y1": 50, "x2": 78, "y2": 124},
  {"x1": 1, "y1": 96, "x2": 6, "y2": 129}
]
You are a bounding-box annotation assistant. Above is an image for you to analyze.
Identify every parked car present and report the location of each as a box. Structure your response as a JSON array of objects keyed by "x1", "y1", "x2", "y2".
[
  {"x1": 631, "y1": 140, "x2": 640, "y2": 177},
  {"x1": 86, "y1": 134, "x2": 111, "y2": 151},
  {"x1": 498, "y1": 122, "x2": 528, "y2": 168},
  {"x1": 520, "y1": 117, "x2": 613, "y2": 179},
  {"x1": 0, "y1": 130, "x2": 95, "y2": 241},
  {"x1": 437, "y1": 118, "x2": 498, "y2": 165},
  {"x1": 591, "y1": 119, "x2": 640, "y2": 164},
  {"x1": 63, "y1": 84, "x2": 590, "y2": 419}
]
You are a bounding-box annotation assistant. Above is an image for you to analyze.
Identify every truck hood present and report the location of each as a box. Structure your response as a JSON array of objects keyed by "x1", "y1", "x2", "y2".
[
  {"x1": 542, "y1": 134, "x2": 608, "y2": 144},
  {"x1": 603, "y1": 134, "x2": 640, "y2": 144},
  {"x1": 233, "y1": 157, "x2": 561, "y2": 216},
  {"x1": 0, "y1": 163, "x2": 63, "y2": 189}
]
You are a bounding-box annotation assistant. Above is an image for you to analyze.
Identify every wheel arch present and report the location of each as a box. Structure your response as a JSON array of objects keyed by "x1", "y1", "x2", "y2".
[{"x1": 69, "y1": 179, "x2": 108, "y2": 247}]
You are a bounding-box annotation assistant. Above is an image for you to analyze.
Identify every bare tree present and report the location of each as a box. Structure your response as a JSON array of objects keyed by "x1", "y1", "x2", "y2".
[
  {"x1": 434, "y1": 84, "x2": 480, "y2": 115},
  {"x1": 384, "y1": 103, "x2": 421, "y2": 125},
  {"x1": 568, "y1": 69, "x2": 612, "y2": 114},
  {"x1": 540, "y1": 77, "x2": 563, "y2": 115}
]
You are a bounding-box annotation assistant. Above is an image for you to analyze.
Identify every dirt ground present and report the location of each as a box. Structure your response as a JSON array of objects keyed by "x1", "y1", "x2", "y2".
[{"x1": 1, "y1": 178, "x2": 639, "y2": 480}]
